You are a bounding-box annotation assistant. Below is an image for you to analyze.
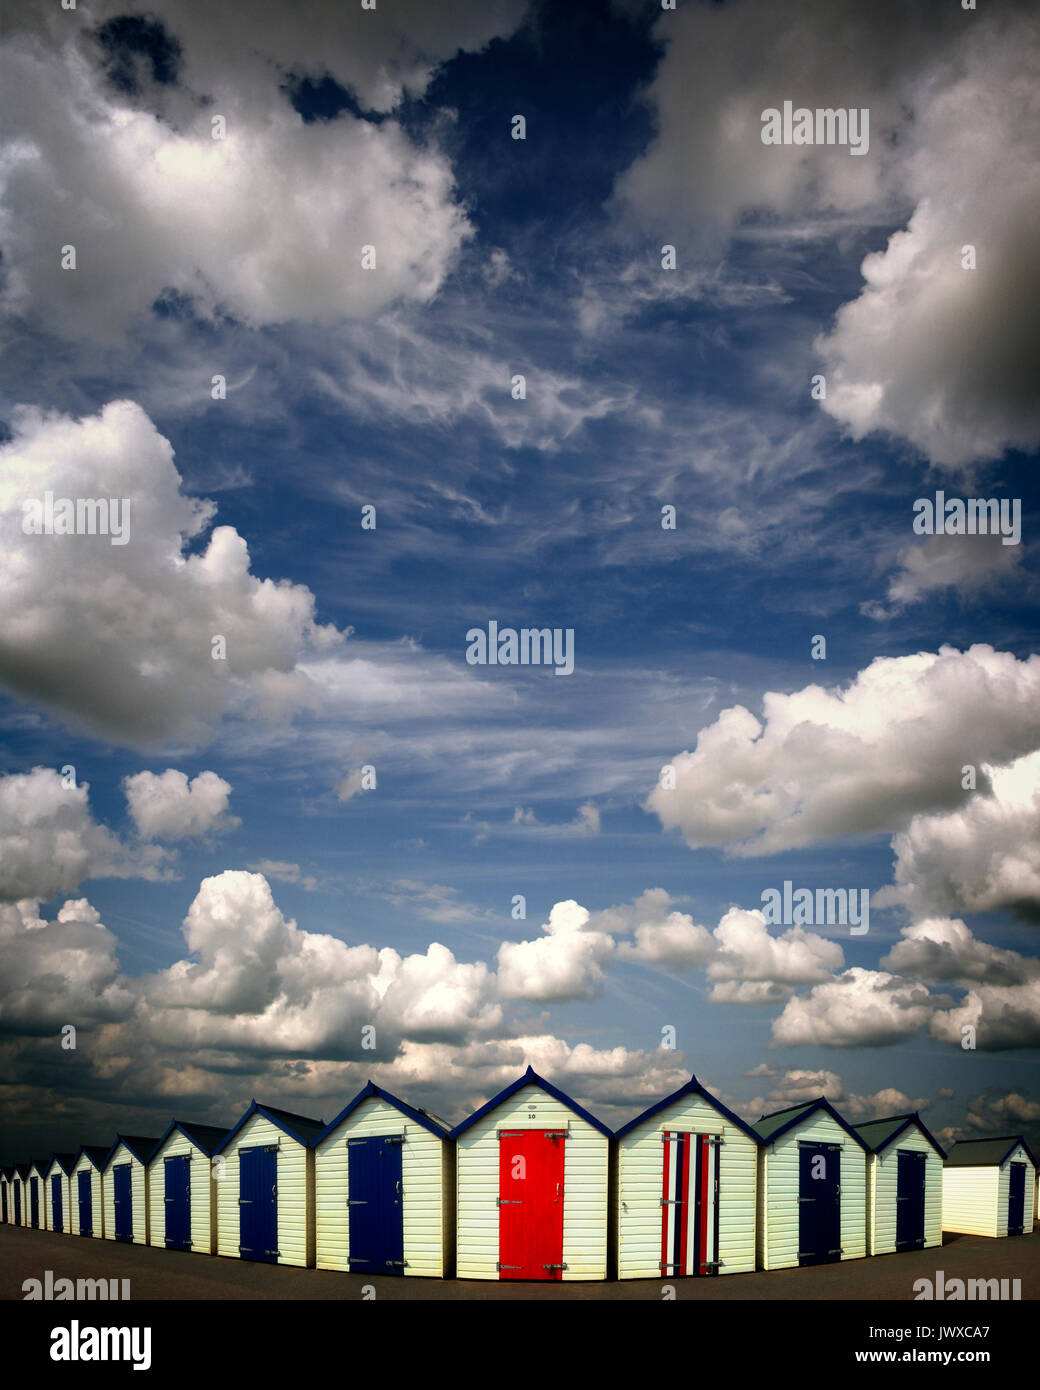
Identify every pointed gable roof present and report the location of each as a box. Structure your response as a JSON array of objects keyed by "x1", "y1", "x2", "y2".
[
  {"x1": 449, "y1": 1066, "x2": 612, "y2": 1139},
  {"x1": 73, "y1": 1145, "x2": 111, "y2": 1171},
  {"x1": 151, "y1": 1118, "x2": 231, "y2": 1159},
  {"x1": 614, "y1": 1073, "x2": 761, "y2": 1143},
  {"x1": 753, "y1": 1096, "x2": 870, "y2": 1151},
  {"x1": 314, "y1": 1081, "x2": 450, "y2": 1145},
  {"x1": 853, "y1": 1112, "x2": 946, "y2": 1160},
  {"x1": 47, "y1": 1152, "x2": 78, "y2": 1176},
  {"x1": 214, "y1": 1100, "x2": 326, "y2": 1153},
  {"x1": 103, "y1": 1135, "x2": 159, "y2": 1168},
  {"x1": 945, "y1": 1135, "x2": 1038, "y2": 1168}
]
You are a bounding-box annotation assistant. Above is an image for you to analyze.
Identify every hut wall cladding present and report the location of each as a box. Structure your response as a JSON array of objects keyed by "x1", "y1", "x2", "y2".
[
  {"x1": 616, "y1": 1092, "x2": 758, "y2": 1278},
  {"x1": 757, "y1": 1111, "x2": 867, "y2": 1271},
  {"x1": 148, "y1": 1134, "x2": 216, "y2": 1255},
  {"x1": 942, "y1": 1165, "x2": 1001, "y2": 1236},
  {"x1": 314, "y1": 1094, "x2": 452, "y2": 1277},
  {"x1": 70, "y1": 1155, "x2": 104, "y2": 1238},
  {"x1": 867, "y1": 1130, "x2": 942, "y2": 1256},
  {"x1": 455, "y1": 1082, "x2": 609, "y2": 1280},
  {"x1": 103, "y1": 1146, "x2": 150, "y2": 1245},
  {"x1": 216, "y1": 1113, "x2": 314, "y2": 1267}
]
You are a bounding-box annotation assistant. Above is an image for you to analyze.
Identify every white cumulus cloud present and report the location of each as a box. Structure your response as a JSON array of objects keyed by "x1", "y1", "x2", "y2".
[{"x1": 124, "y1": 769, "x2": 239, "y2": 841}]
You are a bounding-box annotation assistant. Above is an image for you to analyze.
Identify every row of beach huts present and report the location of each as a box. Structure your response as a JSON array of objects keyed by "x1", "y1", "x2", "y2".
[{"x1": 1, "y1": 1070, "x2": 1036, "y2": 1280}]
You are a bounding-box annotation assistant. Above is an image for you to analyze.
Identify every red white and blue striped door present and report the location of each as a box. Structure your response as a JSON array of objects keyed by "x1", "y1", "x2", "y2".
[{"x1": 661, "y1": 1132, "x2": 719, "y2": 1275}]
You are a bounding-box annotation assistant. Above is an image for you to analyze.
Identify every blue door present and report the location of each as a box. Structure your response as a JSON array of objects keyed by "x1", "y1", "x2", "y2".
[
  {"x1": 164, "y1": 1155, "x2": 192, "y2": 1250},
  {"x1": 51, "y1": 1174, "x2": 64, "y2": 1232},
  {"x1": 14, "y1": 1182, "x2": 21, "y2": 1224},
  {"x1": 798, "y1": 1142, "x2": 841, "y2": 1266},
  {"x1": 239, "y1": 1147, "x2": 277, "y2": 1263},
  {"x1": 30, "y1": 1177, "x2": 40, "y2": 1228},
  {"x1": 78, "y1": 1170, "x2": 93, "y2": 1236},
  {"x1": 896, "y1": 1150, "x2": 926, "y2": 1250},
  {"x1": 113, "y1": 1163, "x2": 133, "y2": 1242},
  {"x1": 1008, "y1": 1161, "x2": 1026, "y2": 1236},
  {"x1": 347, "y1": 1135, "x2": 405, "y2": 1275}
]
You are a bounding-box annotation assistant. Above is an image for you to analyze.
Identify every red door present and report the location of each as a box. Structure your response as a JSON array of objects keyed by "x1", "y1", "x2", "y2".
[{"x1": 498, "y1": 1130, "x2": 565, "y2": 1279}]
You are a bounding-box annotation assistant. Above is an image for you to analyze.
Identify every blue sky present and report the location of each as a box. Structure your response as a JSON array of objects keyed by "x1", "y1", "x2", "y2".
[{"x1": 1, "y1": 0, "x2": 1039, "y2": 1157}]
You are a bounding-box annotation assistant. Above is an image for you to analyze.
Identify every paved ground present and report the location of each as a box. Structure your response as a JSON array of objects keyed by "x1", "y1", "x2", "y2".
[{"x1": 1, "y1": 1222, "x2": 1037, "y2": 1299}]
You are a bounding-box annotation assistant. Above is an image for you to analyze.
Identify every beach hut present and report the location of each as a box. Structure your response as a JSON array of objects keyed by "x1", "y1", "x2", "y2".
[
  {"x1": 148, "y1": 1119, "x2": 229, "y2": 1255},
  {"x1": 28, "y1": 1159, "x2": 49, "y2": 1228},
  {"x1": 214, "y1": 1101, "x2": 326, "y2": 1268},
  {"x1": 13, "y1": 1165, "x2": 30, "y2": 1225},
  {"x1": 942, "y1": 1136, "x2": 1037, "y2": 1238},
  {"x1": 853, "y1": 1113, "x2": 944, "y2": 1256},
  {"x1": 45, "y1": 1154, "x2": 77, "y2": 1234},
  {"x1": 753, "y1": 1097, "x2": 869, "y2": 1270},
  {"x1": 0, "y1": 1167, "x2": 12, "y2": 1223},
  {"x1": 613, "y1": 1074, "x2": 760, "y2": 1279},
  {"x1": 450, "y1": 1066, "x2": 612, "y2": 1281},
  {"x1": 313, "y1": 1081, "x2": 454, "y2": 1278},
  {"x1": 70, "y1": 1147, "x2": 109, "y2": 1238},
  {"x1": 102, "y1": 1136, "x2": 158, "y2": 1245}
]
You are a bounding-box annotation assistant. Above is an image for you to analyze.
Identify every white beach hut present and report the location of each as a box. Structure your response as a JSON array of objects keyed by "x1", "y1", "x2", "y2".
[
  {"x1": 853, "y1": 1112, "x2": 944, "y2": 1256},
  {"x1": 753, "y1": 1097, "x2": 869, "y2": 1270},
  {"x1": 313, "y1": 1081, "x2": 454, "y2": 1278},
  {"x1": 942, "y1": 1136, "x2": 1037, "y2": 1238},
  {"x1": 102, "y1": 1136, "x2": 158, "y2": 1245},
  {"x1": 451, "y1": 1066, "x2": 612, "y2": 1282},
  {"x1": 70, "y1": 1146, "x2": 108, "y2": 1238},
  {"x1": 27, "y1": 1159, "x2": 49, "y2": 1229},
  {"x1": 613, "y1": 1074, "x2": 760, "y2": 1279},
  {"x1": 148, "y1": 1119, "x2": 229, "y2": 1255},
  {"x1": 213, "y1": 1101, "x2": 326, "y2": 1268},
  {"x1": 44, "y1": 1154, "x2": 77, "y2": 1234}
]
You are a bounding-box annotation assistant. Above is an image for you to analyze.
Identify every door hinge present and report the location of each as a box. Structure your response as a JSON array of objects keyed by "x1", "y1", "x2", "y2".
[
  {"x1": 542, "y1": 1263, "x2": 567, "y2": 1271},
  {"x1": 497, "y1": 1198, "x2": 523, "y2": 1205},
  {"x1": 496, "y1": 1263, "x2": 523, "y2": 1270}
]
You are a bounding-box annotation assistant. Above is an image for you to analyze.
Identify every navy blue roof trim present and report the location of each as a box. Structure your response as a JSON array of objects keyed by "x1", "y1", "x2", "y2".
[
  {"x1": 315, "y1": 1081, "x2": 451, "y2": 1145},
  {"x1": 853, "y1": 1112, "x2": 947, "y2": 1161},
  {"x1": 150, "y1": 1118, "x2": 230, "y2": 1159},
  {"x1": 214, "y1": 1099, "x2": 326, "y2": 1154},
  {"x1": 448, "y1": 1066, "x2": 613, "y2": 1139},
  {"x1": 73, "y1": 1145, "x2": 111, "y2": 1171},
  {"x1": 102, "y1": 1135, "x2": 159, "y2": 1169},
  {"x1": 754, "y1": 1097, "x2": 871, "y2": 1152},
  {"x1": 48, "y1": 1153, "x2": 78, "y2": 1176},
  {"x1": 614, "y1": 1074, "x2": 762, "y2": 1144}
]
